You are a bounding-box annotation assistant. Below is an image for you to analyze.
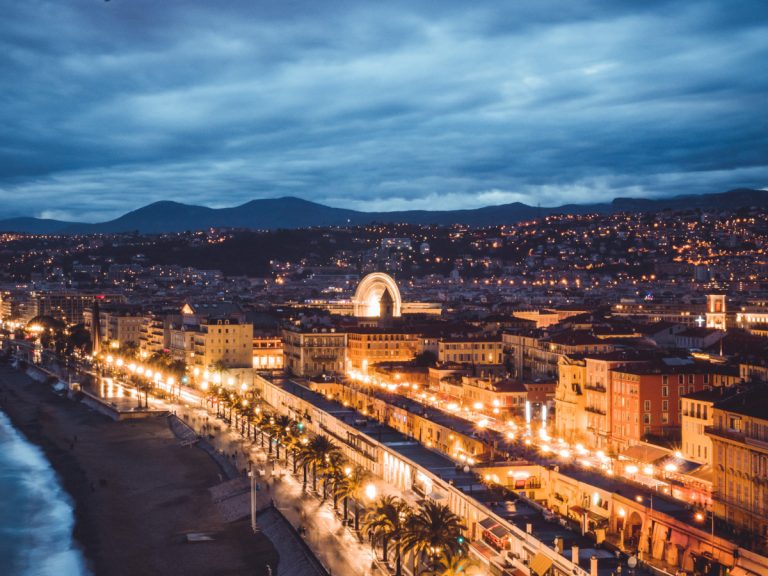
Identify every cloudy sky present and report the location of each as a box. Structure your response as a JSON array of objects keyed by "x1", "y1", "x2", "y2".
[{"x1": 1, "y1": 0, "x2": 767, "y2": 221}]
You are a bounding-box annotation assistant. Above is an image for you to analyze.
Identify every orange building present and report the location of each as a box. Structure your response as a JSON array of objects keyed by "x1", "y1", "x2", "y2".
[{"x1": 610, "y1": 362, "x2": 738, "y2": 449}]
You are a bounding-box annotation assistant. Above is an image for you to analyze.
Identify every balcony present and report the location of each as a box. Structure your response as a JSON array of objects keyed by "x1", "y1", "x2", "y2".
[
  {"x1": 746, "y1": 436, "x2": 768, "y2": 451},
  {"x1": 585, "y1": 406, "x2": 606, "y2": 415},
  {"x1": 584, "y1": 384, "x2": 607, "y2": 393},
  {"x1": 705, "y1": 426, "x2": 744, "y2": 443}
]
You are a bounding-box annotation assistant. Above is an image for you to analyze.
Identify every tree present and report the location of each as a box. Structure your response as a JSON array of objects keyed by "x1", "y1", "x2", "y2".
[
  {"x1": 63, "y1": 323, "x2": 91, "y2": 356},
  {"x1": 401, "y1": 501, "x2": 467, "y2": 574},
  {"x1": 210, "y1": 359, "x2": 229, "y2": 385},
  {"x1": 332, "y1": 465, "x2": 369, "y2": 530},
  {"x1": 295, "y1": 437, "x2": 312, "y2": 490},
  {"x1": 413, "y1": 351, "x2": 437, "y2": 367},
  {"x1": 363, "y1": 495, "x2": 409, "y2": 576},
  {"x1": 271, "y1": 414, "x2": 294, "y2": 461},
  {"x1": 121, "y1": 341, "x2": 139, "y2": 359},
  {"x1": 420, "y1": 554, "x2": 481, "y2": 576},
  {"x1": 320, "y1": 446, "x2": 345, "y2": 502},
  {"x1": 27, "y1": 316, "x2": 66, "y2": 353},
  {"x1": 297, "y1": 435, "x2": 340, "y2": 493}
]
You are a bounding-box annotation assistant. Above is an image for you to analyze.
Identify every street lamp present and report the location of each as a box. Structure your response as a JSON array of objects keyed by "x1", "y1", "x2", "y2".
[
  {"x1": 695, "y1": 510, "x2": 715, "y2": 555},
  {"x1": 636, "y1": 494, "x2": 654, "y2": 559}
]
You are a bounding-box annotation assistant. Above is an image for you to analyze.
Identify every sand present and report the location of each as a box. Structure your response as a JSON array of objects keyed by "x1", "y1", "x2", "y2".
[{"x1": 0, "y1": 362, "x2": 278, "y2": 576}]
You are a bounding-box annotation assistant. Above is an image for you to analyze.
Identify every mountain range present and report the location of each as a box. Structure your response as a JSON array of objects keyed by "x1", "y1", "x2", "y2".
[{"x1": 0, "y1": 188, "x2": 765, "y2": 234}]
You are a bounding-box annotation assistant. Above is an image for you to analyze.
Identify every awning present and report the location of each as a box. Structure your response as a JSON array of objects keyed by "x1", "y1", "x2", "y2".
[
  {"x1": 621, "y1": 444, "x2": 669, "y2": 463},
  {"x1": 479, "y1": 517, "x2": 498, "y2": 530},
  {"x1": 490, "y1": 525, "x2": 511, "y2": 539},
  {"x1": 469, "y1": 540, "x2": 495, "y2": 561},
  {"x1": 569, "y1": 505, "x2": 587, "y2": 515},
  {"x1": 529, "y1": 552, "x2": 553, "y2": 576}
]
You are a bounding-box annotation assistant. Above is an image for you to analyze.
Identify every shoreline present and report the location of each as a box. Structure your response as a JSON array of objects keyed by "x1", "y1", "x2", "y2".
[{"x1": 0, "y1": 362, "x2": 277, "y2": 576}]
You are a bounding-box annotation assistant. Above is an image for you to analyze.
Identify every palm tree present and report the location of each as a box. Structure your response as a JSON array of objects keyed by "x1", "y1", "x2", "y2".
[
  {"x1": 321, "y1": 449, "x2": 345, "y2": 502},
  {"x1": 401, "y1": 501, "x2": 467, "y2": 575},
  {"x1": 297, "y1": 435, "x2": 340, "y2": 493},
  {"x1": 256, "y1": 411, "x2": 272, "y2": 448},
  {"x1": 363, "y1": 495, "x2": 409, "y2": 576},
  {"x1": 332, "y1": 465, "x2": 369, "y2": 529},
  {"x1": 419, "y1": 554, "x2": 481, "y2": 576},
  {"x1": 272, "y1": 414, "x2": 293, "y2": 461},
  {"x1": 209, "y1": 359, "x2": 229, "y2": 391},
  {"x1": 295, "y1": 437, "x2": 313, "y2": 490}
]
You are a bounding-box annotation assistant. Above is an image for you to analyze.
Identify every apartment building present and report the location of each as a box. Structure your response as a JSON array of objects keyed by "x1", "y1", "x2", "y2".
[{"x1": 707, "y1": 387, "x2": 768, "y2": 542}]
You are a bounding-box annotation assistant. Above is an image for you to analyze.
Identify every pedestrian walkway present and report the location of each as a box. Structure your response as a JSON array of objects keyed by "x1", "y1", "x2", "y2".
[
  {"x1": 167, "y1": 398, "x2": 384, "y2": 576},
  {"x1": 258, "y1": 506, "x2": 328, "y2": 576}
]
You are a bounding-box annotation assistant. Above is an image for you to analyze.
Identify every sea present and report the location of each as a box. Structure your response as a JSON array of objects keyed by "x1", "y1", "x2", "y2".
[{"x1": 0, "y1": 410, "x2": 90, "y2": 576}]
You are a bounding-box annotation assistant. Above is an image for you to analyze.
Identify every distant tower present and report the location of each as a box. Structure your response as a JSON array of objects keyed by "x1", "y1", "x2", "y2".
[
  {"x1": 379, "y1": 289, "x2": 394, "y2": 322},
  {"x1": 91, "y1": 299, "x2": 102, "y2": 355},
  {"x1": 705, "y1": 294, "x2": 726, "y2": 330}
]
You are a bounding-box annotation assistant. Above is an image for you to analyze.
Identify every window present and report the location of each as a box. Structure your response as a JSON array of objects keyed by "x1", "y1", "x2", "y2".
[
  {"x1": 644, "y1": 413, "x2": 651, "y2": 424},
  {"x1": 644, "y1": 400, "x2": 651, "y2": 411},
  {"x1": 679, "y1": 386, "x2": 685, "y2": 396},
  {"x1": 688, "y1": 374, "x2": 694, "y2": 384},
  {"x1": 678, "y1": 374, "x2": 684, "y2": 384},
  {"x1": 662, "y1": 413, "x2": 669, "y2": 424},
  {"x1": 662, "y1": 375, "x2": 669, "y2": 385},
  {"x1": 662, "y1": 386, "x2": 669, "y2": 397},
  {"x1": 662, "y1": 400, "x2": 669, "y2": 411}
]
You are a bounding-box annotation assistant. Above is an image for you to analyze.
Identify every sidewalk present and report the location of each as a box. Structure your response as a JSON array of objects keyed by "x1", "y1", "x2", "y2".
[{"x1": 169, "y1": 398, "x2": 385, "y2": 576}]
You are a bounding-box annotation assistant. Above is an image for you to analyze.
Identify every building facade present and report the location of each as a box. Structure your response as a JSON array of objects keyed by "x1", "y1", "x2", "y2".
[
  {"x1": 707, "y1": 388, "x2": 768, "y2": 546},
  {"x1": 282, "y1": 325, "x2": 347, "y2": 377}
]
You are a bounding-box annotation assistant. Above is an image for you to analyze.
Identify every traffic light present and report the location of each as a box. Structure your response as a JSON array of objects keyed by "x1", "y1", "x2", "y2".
[{"x1": 457, "y1": 535, "x2": 465, "y2": 545}]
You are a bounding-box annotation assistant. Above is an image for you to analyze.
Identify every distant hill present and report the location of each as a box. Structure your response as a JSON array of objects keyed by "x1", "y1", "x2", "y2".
[
  {"x1": 0, "y1": 217, "x2": 78, "y2": 234},
  {"x1": 0, "y1": 188, "x2": 765, "y2": 234}
]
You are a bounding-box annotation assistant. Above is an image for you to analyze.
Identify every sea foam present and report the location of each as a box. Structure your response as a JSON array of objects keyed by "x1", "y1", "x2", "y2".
[{"x1": 0, "y1": 411, "x2": 90, "y2": 576}]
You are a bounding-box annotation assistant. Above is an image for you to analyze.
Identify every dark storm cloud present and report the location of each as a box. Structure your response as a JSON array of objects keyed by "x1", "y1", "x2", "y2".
[{"x1": 0, "y1": 0, "x2": 766, "y2": 220}]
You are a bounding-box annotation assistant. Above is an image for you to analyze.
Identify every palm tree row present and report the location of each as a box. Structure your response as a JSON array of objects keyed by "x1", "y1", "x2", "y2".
[
  {"x1": 363, "y1": 497, "x2": 478, "y2": 576},
  {"x1": 211, "y1": 394, "x2": 374, "y2": 529}
]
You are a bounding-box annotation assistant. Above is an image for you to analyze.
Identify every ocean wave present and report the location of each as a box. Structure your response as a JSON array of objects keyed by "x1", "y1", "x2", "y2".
[{"x1": 0, "y1": 411, "x2": 90, "y2": 576}]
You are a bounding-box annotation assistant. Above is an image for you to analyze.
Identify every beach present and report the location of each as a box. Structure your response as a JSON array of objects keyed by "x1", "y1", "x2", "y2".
[{"x1": 0, "y1": 362, "x2": 278, "y2": 576}]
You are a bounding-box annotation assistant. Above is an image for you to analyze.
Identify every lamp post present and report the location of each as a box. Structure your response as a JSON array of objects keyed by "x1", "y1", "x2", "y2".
[
  {"x1": 695, "y1": 510, "x2": 715, "y2": 556},
  {"x1": 249, "y1": 470, "x2": 259, "y2": 533},
  {"x1": 636, "y1": 494, "x2": 654, "y2": 559}
]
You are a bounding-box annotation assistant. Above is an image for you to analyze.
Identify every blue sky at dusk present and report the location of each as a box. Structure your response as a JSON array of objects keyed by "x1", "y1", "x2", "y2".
[{"x1": 1, "y1": 0, "x2": 767, "y2": 221}]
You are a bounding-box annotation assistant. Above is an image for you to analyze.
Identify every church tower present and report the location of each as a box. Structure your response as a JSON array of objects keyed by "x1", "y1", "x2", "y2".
[
  {"x1": 379, "y1": 288, "x2": 394, "y2": 322},
  {"x1": 705, "y1": 293, "x2": 726, "y2": 330}
]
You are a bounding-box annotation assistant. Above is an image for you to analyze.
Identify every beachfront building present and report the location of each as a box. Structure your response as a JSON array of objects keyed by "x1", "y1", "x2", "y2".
[
  {"x1": 253, "y1": 332, "x2": 283, "y2": 371},
  {"x1": 83, "y1": 304, "x2": 144, "y2": 349},
  {"x1": 282, "y1": 324, "x2": 347, "y2": 378},
  {"x1": 346, "y1": 326, "x2": 420, "y2": 370},
  {"x1": 189, "y1": 319, "x2": 253, "y2": 372},
  {"x1": 139, "y1": 310, "x2": 169, "y2": 357},
  {"x1": 681, "y1": 388, "x2": 738, "y2": 465},
  {"x1": 707, "y1": 387, "x2": 768, "y2": 546}
]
